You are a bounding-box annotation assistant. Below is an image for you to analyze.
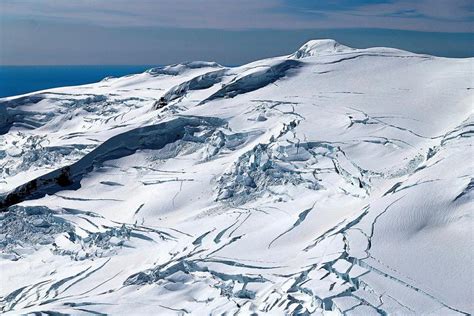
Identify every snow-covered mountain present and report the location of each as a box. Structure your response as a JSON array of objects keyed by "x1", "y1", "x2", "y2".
[{"x1": 0, "y1": 39, "x2": 472, "y2": 315}]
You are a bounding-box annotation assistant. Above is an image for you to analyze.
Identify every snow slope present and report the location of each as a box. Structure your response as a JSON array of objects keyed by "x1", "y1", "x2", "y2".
[{"x1": 0, "y1": 39, "x2": 473, "y2": 315}]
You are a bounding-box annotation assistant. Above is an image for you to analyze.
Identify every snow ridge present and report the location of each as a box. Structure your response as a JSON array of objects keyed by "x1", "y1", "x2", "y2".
[
  {"x1": 291, "y1": 39, "x2": 354, "y2": 58},
  {"x1": 0, "y1": 40, "x2": 472, "y2": 315}
]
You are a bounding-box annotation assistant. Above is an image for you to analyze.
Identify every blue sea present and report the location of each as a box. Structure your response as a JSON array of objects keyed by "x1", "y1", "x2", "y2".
[{"x1": 0, "y1": 65, "x2": 157, "y2": 98}]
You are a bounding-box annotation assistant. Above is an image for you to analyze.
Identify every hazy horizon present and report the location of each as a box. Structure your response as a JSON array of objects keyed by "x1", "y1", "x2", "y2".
[{"x1": 1, "y1": 0, "x2": 473, "y2": 65}]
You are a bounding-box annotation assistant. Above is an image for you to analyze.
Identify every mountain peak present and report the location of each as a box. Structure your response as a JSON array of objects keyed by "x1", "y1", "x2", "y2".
[
  {"x1": 291, "y1": 39, "x2": 354, "y2": 59},
  {"x1": 1, "y1": 36, "x2": 472, "y2": 316}
]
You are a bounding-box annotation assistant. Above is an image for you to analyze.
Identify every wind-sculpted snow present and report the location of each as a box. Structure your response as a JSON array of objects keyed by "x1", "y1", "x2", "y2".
[
  {"x1": 203, "y1": 59, "x2": 301, "y2": 103},
  {"x1": 147, "y1": 61, "x2": 223, "y2": 76},
  {"x1": 161, "y1": 69, "x2": 227, "y2": 105},
  {"x1": 290, "y1": 39, "x2": 354, "y2": 59},
  {"x1": 0, "y1": 93, "x2": 110, "y2": 134},
  {"x1": 0, "y1": 40, "x2": 472, "y2": 315},
  {"x1": 0, "y1": 116, "x2": 226, "y2": 210}
]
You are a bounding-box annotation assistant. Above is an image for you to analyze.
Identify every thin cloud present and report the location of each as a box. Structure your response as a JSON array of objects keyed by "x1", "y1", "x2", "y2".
[{"x1": 0, "y1": 0, "x2": 472, "y2": 32}]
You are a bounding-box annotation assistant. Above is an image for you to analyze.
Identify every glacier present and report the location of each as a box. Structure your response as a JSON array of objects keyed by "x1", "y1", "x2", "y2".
[{"x1": 0, "y1": 39, "x2": 472, "y2": 315}]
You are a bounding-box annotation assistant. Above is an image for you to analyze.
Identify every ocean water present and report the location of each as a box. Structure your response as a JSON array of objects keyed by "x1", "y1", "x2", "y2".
[{"x1": 0, "y1": 65, "x2": 157, "y2": 98}]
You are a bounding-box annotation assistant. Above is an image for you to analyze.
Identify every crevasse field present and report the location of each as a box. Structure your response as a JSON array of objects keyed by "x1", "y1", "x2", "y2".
[{"x1": 0, "y1": 40, "x2": 472, "y2": 315}]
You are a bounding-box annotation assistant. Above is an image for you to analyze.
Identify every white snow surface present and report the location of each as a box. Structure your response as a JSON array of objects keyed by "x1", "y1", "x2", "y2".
[{"x1": 0, "y1": 39, "x2": 473, "y2": 315}]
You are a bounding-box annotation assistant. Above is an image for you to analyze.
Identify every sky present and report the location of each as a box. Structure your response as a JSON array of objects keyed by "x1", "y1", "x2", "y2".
[{"x1": 0, "y1": 0, "x2": 473, "y2": 65}]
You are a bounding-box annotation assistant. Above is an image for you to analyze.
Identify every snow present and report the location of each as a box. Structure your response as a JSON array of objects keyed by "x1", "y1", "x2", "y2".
[
  {"x1": 290, "y1": 39, "x2": 354, "y2": 58},
  {"x1": 0, "y1": 39, "x2": 473, "y2": 315}
]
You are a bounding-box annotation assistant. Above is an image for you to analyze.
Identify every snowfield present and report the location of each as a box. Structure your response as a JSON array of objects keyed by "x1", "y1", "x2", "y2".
[{"x1": 0, "y1": 39, "x2": 472, "y2": 315}]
